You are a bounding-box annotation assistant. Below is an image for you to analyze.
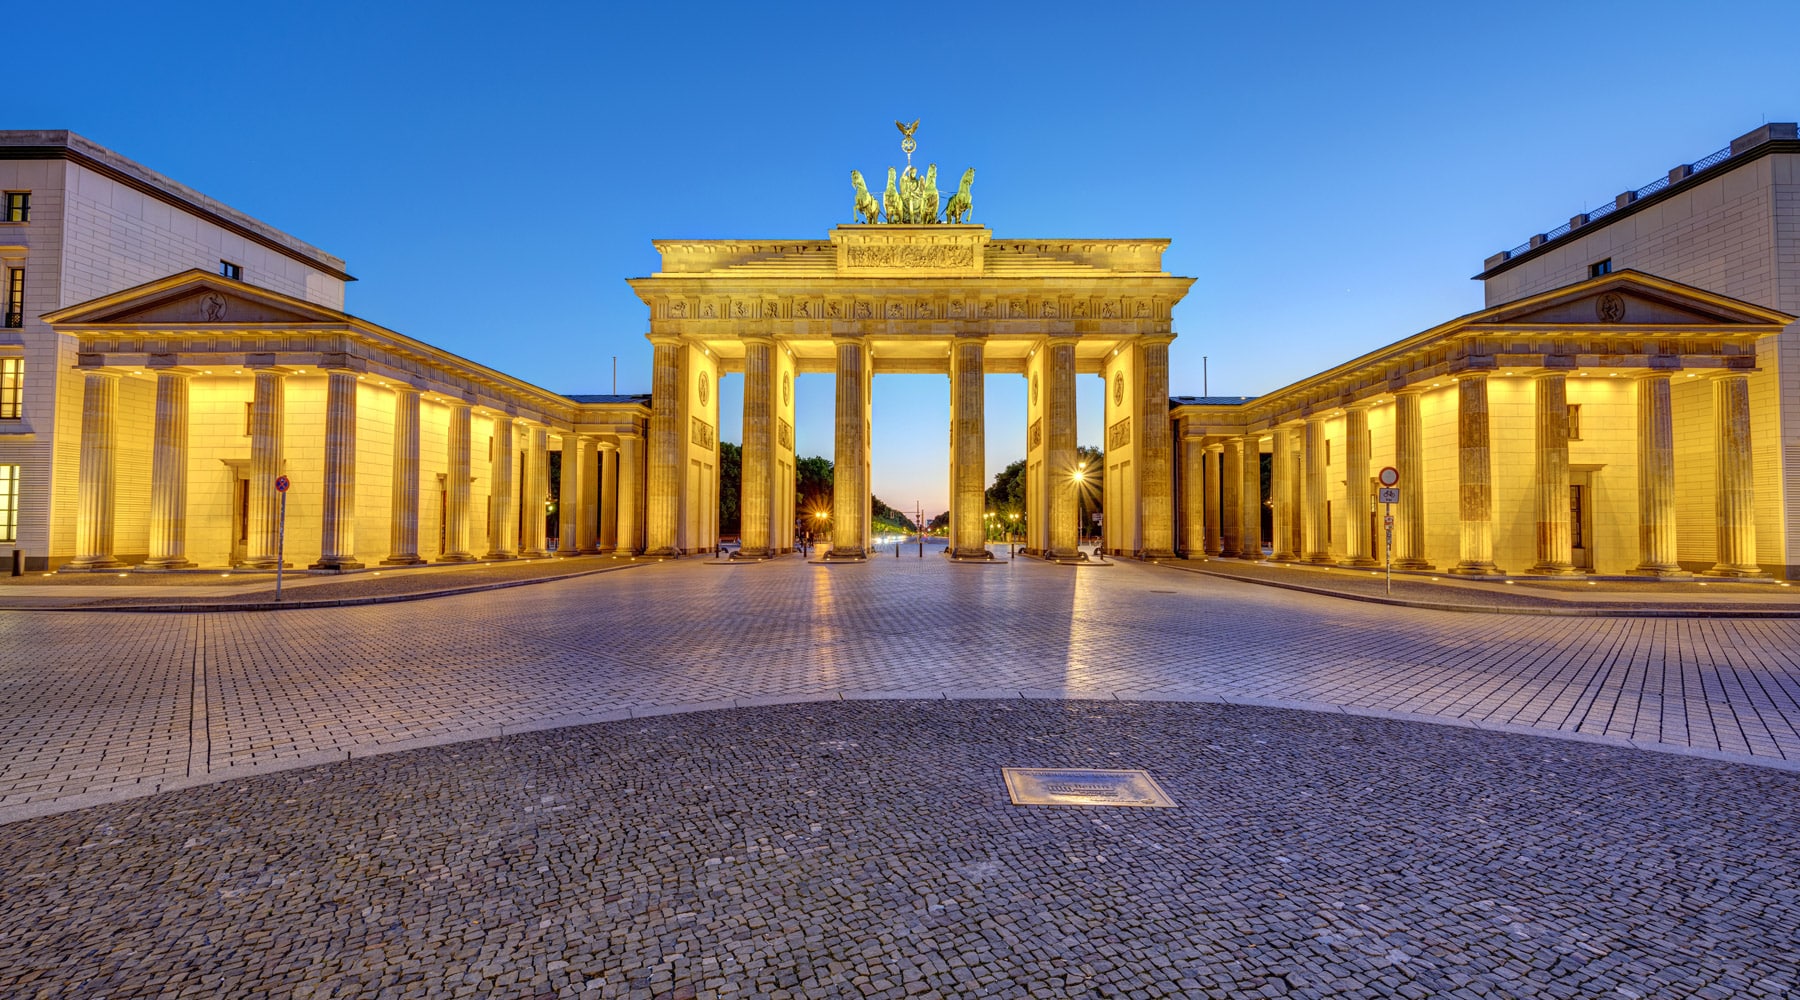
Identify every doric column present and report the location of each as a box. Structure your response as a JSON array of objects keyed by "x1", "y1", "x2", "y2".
[
  {"x1": 142, "y1": 369, "x2": 194, "y2": 570},
  {"x1": 1707, "y1": 374, "x2": 1766, "y2": 577},
  {"x1": 383, "y1": 385, "x2": 425, "y2": 566},
  {"x1": 1045, "y1": 337, "x2": 1079, "y2": 559},
  {"x1": 557, "y1": 432, "x2": 581, "y2": 555},
  {"x1": 520, "y1": 423, "x2": 550, "y2": 557},
  {"x1": 945, "y1": 335, "x2": 989, "y2": 560},
  {"x1": 828, "y1": 334, "x2": 872, "y2": 559},
  {"x1": 617, "y1": 430, "x2": 643, "y2": 555},
  {"x1": 68, "y1": 369, "x2": 125, "y2": 570},
  {"x1": 1219, "y1": 438, "x2": 1243, "y2": 558},
  {"x1": 1239, "y1": 434, "x2": 1262, "y2": 559},
  {"x1": 1301, "y1": 415, "x2": 1331, "y2": 563},
  {"x1": 1391, "y1": 388, "x2": 1432, "y2": 570},
  {"x1": 1529, "y1": 373, "x2": 1577, "y2": 574},
  {"x1": 1340, "y1": 404, "x2": 1377, "y2": 567},
  {"x1": 1202, "y1": 444, "x2": 1223, "y2": 556},
  {"x1": 644, "y1": 337, "x2": 683, "y2": 557},
  {"x1": 1632, "y1": 374, "x2": 1685, "y2": 576},
  {"x1": 312, "y1": 368, "x2": 363, "y2": 571},
  {"x1": 1138, "y1": 337, "x2": 1176, "y2": 558},
  {"x1": 439, "y1": 400, "x2": 475, "y2": 562},
  {"x1": 1270, "y1": 424, "x2": 1298, "y2": 561},
  {"x1": 486, "y1": 414, "x2": 517, "y2": 559},
  {"x1": 739, "y1": 336, "x2": 777, "y2": 558},
  {"x1": 1451, "y1": 373, "x2": 1498, "y2": 575},
  {"x1": 243, "y1": 367, "x2": 288, "y2": 569},
  {"x1": 597, "y1": 440, "x2": 619, "y2": 552},
  {"x1": 1181, "y1": 434, "x2": 1204, "y2": 559},
  {"x1": 578, "y1": 436, "x2": 600, "y2": 553}
]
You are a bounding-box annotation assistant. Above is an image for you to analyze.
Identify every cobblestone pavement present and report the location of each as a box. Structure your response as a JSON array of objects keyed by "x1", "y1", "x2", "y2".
[
  {"x1": 1, "y1": 699, "x2": 1795, "y2": 999},
  {"x1": 4, "y1": 554, "x2": 1800, "y2": 823}
]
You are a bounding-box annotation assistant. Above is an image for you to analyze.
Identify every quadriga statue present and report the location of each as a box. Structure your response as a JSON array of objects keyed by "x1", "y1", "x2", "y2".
[
  {"x1": 850, "y1": 170, "x2": 880, "y2": 224},
  {"x1": 945, "y1": 168, "x2": 975, "y2": 224}
]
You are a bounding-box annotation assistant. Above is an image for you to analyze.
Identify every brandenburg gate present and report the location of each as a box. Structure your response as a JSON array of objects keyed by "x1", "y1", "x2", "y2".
[{"x1": 630, "y1": 135, "x2": 1195, "y2": 562}]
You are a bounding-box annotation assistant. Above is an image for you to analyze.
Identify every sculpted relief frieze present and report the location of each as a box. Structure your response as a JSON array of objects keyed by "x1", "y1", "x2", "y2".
[
  {"x1": 691, "y1": 417, "x2": 715, "y2": 450},
  {"x1": 843, "y1": 243, "x2": 976, "y2": 269},
  {"x1": 1108, "y1": 416, "x2": 1133, "y2": 450}
]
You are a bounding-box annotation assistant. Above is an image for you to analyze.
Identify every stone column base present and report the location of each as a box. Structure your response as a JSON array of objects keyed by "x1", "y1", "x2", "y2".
[
  {"x1": 1631, "y1": 565, "x2": 1692, "y2": 578},
  {"x1": 1448, "y1": 562, "x2": 1499, "y2": 576},
  {"x1": 60, "y1": 559, "x2": 127, "y2": 572},
  {"x1": 1392, "y1": 559, "x2": 1435, "y2": 571},
  {"x1": 1338, "y1": 557, "x2": 1381, "y2": 568},
  {"x1": 732, "y1": 548, "x2": 775, "y2": 561},
  {"x1": 310, "y1": 557, "x2": 365, "y2": 571},
  {"x1": 437, "y1": 552, "x2": 476, "y2": 563},
  {"x1": 518, "y1": 548, "x2": 550, "y2": 559},
  {"x1": 136, "y1": 559, "x2": 195, "y2": 571},
  {"x1": 483, "y1": 552, "x2": 518, "y2": 561},
  {"x1": 1305, "y1": 554, "x2": 1334, "y2": 565},
  {"x1": 381, "y1": 554, "x2": 428, "y2": 566},
  {"x1": 947, "y1": 548, "x2": 994, "y2": 562},
  {"x1": 1141, "y1": 548, "x2": 1177, "y2": 560},
  {"x1": 1526, "y1": 562, "x2": 1583, "y2": 576},
  {"x1": 1702, "y1": 564, "x2": 1771, "y2": 579},
  {"x1": 821, "y1": 549, "x2": 867, "y2": 562}
]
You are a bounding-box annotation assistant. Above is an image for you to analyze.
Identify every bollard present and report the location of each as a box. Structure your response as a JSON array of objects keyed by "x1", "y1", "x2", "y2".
[{"x1": 10, "y1": 549, "x2": 19, "y2": 577}]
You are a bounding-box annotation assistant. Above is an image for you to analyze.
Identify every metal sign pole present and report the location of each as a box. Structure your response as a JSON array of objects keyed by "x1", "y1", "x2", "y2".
[
  {"x1": 1384, "y1": 502, "x2": 1393, "y2": 596},
  {"x1": 276, "y1": 490, "x2": 287, "y2": 601}
]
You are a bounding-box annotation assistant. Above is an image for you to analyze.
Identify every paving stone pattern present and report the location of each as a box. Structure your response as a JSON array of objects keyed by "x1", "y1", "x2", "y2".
[
  {"x1": 0, "y1": 700, "x2": 1795, "y2": 999},
  {"x1": 3, "y1": 556, "x2": 1800, "y2": 817}
]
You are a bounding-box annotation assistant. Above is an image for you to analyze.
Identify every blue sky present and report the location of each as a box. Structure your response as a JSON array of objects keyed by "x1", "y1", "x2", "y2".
[{"x1": 14, "y1": 0, "x2": 1799, "y2": 518}]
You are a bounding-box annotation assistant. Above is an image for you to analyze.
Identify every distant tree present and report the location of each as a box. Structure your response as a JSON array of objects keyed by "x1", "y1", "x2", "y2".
[
  {"x1": 871, "y1": 496, "x2": 917, "y2": 533},
  {"x1": 796, "y1": 455, "x2": 833, "y2": 516},
  {"x1": 1075, "y1": 445, "x2": 1104, "y2": 541},
  {"x1": 717, "y1": 442, "x2": 741, "y2": 536},
  {"x1": 927, "y1": 510, "x2": 950, "y2": 533}
]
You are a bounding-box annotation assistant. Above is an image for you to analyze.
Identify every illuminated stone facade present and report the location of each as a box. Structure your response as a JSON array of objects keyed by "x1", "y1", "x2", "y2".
[{"x1": 11, "y1": 125, "x2": 1800, "y2": 579}]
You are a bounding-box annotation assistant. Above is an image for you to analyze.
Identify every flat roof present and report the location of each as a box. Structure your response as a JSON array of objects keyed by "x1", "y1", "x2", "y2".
[{"x1": 0, "y1": 130, "x2": 354, "y2": 282}]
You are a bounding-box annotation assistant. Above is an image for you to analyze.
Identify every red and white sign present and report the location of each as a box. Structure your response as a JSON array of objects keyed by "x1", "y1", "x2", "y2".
[
  {"x1": 275, "y1": 475, "x2": 290, "y2": 493},
  {"x1": 1377, "y1": 466, "x2": 1399, "y2": 487}
]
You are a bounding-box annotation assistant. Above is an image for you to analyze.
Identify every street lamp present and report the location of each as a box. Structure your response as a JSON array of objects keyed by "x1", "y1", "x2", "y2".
[{"x1": 1008, "y1": 511, "x2": 1020, "y2": 558}]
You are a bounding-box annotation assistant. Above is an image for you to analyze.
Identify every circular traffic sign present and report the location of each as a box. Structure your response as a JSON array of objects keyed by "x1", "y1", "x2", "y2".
[
  {"x1": 274, "y1": 475, "x2": 290, "y2": 493},
  {"x1": 1378, "y1": 466, "x2": 1399, "y2": 487}
]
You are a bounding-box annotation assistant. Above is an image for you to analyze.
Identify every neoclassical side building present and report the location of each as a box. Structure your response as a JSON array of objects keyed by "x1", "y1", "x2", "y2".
[{"x1": 6, "y1": 123, "x2": 1800, "y2": 580}]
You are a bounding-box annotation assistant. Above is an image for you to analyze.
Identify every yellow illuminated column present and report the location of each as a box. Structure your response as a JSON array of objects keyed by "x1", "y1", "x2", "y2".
[
  {"x1": 1203, "y1": 444, "x2": 1223, "y2": 555},
  {"x1": 520, "y1": 423, "x2": 550, "y2": 557},
  {"x1": 597, "y1": 440, "x2": 618, "y2": 552},
  {"x1": 1529, "y1": 373, "x2": 1577, "y2": 574},
  {"x1": 1706, "y1": 374, "x2": 1766, "y2": 577},
  {"x1": 644, "y1": 337, "x2": 683, "y2": 558},
  {"x1": 577, "y1": 436, "x2": 599, "y2": 553},
  {"x1": 1239, "y1": 434, "x2": 1262, "y2": 559},
  {"x1": 557, "y1": 432, "x2": 581, "y2": 555},
  {"x1": 1391, "y1": 388, "x2": 1432, "y2": 570},
  {"x1": 617, "y1": 430, "x2": 643, "y2": 555},
  {"x1": 487, "y1": 415, "x2": 517, "y2": 559},
  {"x1": 313, "y1": 369, "x2": 363, "y2": 571},
  {"x1": 384, "y1": 385, "x2": 425, "y2": 566},
  {"x1": 68, "y1": 369, "x2": 125, "y2": 570},
  {"x1": 1220, "y1": 438, "x2": 1243, "y2": 558},
  {"x1": 1270, "y1": 424, "x2": 1297, "y2": 561},
  {"x1": 1138, "y1": 337, "x2": 1176, "y2": 558},
  {"x1": 1045, "y1": 337, "x2": 1079, "y2": 559},
  {"x1": 243, "y1": 367, "x2": 288, "y2": 569},
  {"x1": 739, "y1": 335, "x2": 776, "y2": 558},
  {"x1": 1181, "y1": 435, "x2": 1204, "y2": 559},
  {"x1": 830, "y1": 334, "x2": 873, "y2": 559},
  {"x1": 1302, "y1": 415, "x2": 1330, "y2": 563},
  {"x1": 1340, "y1": 404, "x2": 1377, "y2": 567},
  {"x1": 1632, "y1": 373, "x2": 1685, "y2": 576},
  {"x1": 143, "y1": 369, "x2": 194, "y2": 570},
  {"x1": 948, "y1": 335, "x2": 991, "y2": 559},
  {"x1": 1451, "y1": 373, "x2": 1498, "y2": 575},
  {"x1": 440, "y1": 400, "x2": 475, "y2": 563}
]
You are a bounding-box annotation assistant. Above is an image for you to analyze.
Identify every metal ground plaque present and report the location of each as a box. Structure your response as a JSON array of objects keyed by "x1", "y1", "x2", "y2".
[{"x1": 1002, "y1": 768, "x2": 1177, "y2": 808}]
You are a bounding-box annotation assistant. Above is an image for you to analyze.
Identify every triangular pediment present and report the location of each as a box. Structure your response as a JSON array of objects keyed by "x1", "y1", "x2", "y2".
[
  {"x1": 42, "y1": 269, "x2": 348, "y2": 326},
  {"x1": 1480, "y1": 270, "x2": 1794, "y2": 328}
]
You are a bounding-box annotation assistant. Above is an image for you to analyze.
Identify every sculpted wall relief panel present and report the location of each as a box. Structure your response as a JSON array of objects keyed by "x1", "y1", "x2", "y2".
[
  {"x1": 1108, "y1": 416, "x2": 1133, "y2": 450},
  {"x1": 691, "y1": 417, "x2": 715, "y2": 450}
]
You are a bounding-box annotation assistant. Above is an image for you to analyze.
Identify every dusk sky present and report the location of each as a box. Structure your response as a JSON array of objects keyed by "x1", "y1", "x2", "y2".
[{"x1": 14, "y1": 0, "x2": 1799, "y2": 518}]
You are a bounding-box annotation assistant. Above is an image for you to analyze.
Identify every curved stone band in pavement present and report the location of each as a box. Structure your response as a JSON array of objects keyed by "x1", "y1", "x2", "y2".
[{"x1": 0, "y1": 699, "x2": 1795, "y2": 999}]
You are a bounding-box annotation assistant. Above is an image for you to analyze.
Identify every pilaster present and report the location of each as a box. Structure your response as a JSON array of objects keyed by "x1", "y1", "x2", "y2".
[
  {"x1": 312, "y1": 368, "x2": 363, "y2": 571},
  {"x1": 1450, "y1": 374, "x2": 1498, "y2": 575},
  {"x1": 1632, "y1": 374, "x2": 1686, "y2": 576},
  {"x1": 1705, "y1": 374, "x2": 1767, "y2": 577},
  {"x1": 1339, "y1": 404, "x2": 1378, "y2": 567},
  {"x1": 142, "y1": 370, "x2": 194, "y2": 570},
  {"x1": 439, "y1": 401, "x2": 476, "y2": 563},
  {"x1": 67, "y1": 369, "x2": 125, "y2": 570},
  {"x1": 383, "y1": 385, "x2": 426, "y2": 566}
]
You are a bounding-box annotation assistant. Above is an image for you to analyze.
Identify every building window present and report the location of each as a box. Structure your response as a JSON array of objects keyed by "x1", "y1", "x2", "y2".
[
  {"x1": 1567, "y1": 404, "x2": 1582, "y2": 441},
  {"x1": 1, "y1": 192, "x2": 27, "y2": 223},
  {"x1": 0, "y1": 358, "x2": 20, "y2": 419},
  {"x1": 1589, "y1": 258, "x2": 1612, "y2": 278},
  {"x1": 0, "y1": 464, "x2": 17, "y2": 542},
  {"x1": 3, "y1": 268, "x2": 21, "y2": 328},
  {"x1": 220, "y1": 260, "x2": 242, "y2": 280}
]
